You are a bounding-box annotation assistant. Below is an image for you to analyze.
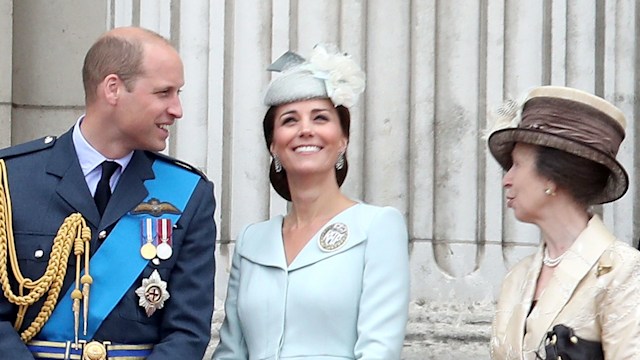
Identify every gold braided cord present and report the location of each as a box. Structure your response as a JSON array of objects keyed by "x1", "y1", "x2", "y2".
[{"x1": 0, "y1": 159, "x2": 91, "y2": 342}]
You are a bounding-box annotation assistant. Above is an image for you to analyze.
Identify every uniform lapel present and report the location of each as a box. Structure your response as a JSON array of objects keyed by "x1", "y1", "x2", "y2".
[
  {"x1": 99, "y1": 150, "x2": 154, "y2": 229},
  {"x1": 47, "y1": 132, "x2": 154, "y2": 237},
  {"x1": 47, "y1": 130, "x2": 101, "y2": 228},
  {"x1": 523, "y1": 215, "x2": 614, "y2": 353}
]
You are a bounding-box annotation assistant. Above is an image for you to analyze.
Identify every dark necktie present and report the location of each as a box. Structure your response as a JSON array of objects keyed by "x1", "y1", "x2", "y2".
[{"x1": 94, "y1": 161, "x2": 120, "y2": 216}]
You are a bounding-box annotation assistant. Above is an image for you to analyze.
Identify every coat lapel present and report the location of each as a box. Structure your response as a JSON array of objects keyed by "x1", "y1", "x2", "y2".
[
  {"x1": 99, "y1": 151, "x2": 154, "y2": 229},
  {"x1": 523, "y1": 215, "x2": 615, "y2": 353},
  {"x1": 238, "y1": 203, "x2": 366, "y2": 271},
  {"x1": 47, "y1": 130, "x2": 101, "y2": 228},
  {"x1": 238, "y1": 216, "x2": 288, "y2": 269},
  {"x1": 505, "y1": 247, "x2": 542, "y2": 357},
  {"x1": 47, "y1": 132, "x2": 155, "y2": 231},
  {"x1": 288, "y1": 204, "x2": 365, "y2": 271}
]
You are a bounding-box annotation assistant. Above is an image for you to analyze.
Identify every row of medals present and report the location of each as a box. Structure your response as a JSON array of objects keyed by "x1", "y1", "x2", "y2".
[{"x1": 140, "y1": 218, "x2": 173, "y2": 261}]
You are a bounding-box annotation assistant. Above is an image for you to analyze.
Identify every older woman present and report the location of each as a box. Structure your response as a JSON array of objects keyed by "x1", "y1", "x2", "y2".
[
  {"x1": 213, "y1": 44, "x2": 410, "y2": 359},
  {"x1": 487, "y1": 86, "x2": 640, "y2": 359}
]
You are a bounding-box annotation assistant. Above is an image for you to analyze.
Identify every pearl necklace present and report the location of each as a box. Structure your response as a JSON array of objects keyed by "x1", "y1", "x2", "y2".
[{"x1": 543, "y1": 247, "x2": 566, "y2": 267}]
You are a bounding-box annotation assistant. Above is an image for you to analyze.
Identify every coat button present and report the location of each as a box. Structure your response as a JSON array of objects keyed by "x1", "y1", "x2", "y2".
[
  {"x1": 98, "y1": 230, "x2": 107, "y2": 240},
  {"x1": 44, "y1": 136, "x2": 54, "y2": 144},
  {"x1": 34, "y1": 249, "x2": 44, "y2": 258}
]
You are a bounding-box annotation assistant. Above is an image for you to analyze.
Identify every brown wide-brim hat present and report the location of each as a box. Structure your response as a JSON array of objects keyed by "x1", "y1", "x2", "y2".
[{"x1": 487, "y1": 86, "x2": 628, "y2": 204}]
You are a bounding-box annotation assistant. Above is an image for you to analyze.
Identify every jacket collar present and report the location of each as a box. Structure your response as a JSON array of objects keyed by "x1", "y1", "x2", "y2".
[
  {"x1": 238, "y1": 203, "x2": 366, "y2": 271},
  {"x1": 522, "y1": 215, "x2": 615, "y2": 352},
  {"x1": 46, "y1": 129, "x2": 155, "y2": 229},
  {"x1": 98, "y1": 150, "x2": 154, "y2": 229}
]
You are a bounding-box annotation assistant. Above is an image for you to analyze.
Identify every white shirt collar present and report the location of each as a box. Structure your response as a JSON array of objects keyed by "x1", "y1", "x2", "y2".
[{"x1": 72, "y1": 115, "x2": 133, "y2": 175}]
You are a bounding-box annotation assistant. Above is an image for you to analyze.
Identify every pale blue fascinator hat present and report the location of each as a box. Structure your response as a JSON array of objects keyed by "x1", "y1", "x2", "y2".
[{"x1": 263, "y1": 43, "x2": 366, "y2": 108}]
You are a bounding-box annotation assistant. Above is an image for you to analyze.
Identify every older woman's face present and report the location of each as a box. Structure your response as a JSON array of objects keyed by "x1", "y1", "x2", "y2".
[
  {"x1": 270, "y1": 98, "x2": 347, "y2": 179},
  {"x1": 502, "y1": 143, "x2": 553, "y2": 224}
]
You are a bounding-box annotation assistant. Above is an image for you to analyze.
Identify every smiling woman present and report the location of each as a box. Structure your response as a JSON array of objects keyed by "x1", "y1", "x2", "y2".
[
  {"x1": 269, "y1": 98, "x2": 347, "y2": 187},
  {"x1": 263, "y1": 101, "x2": 351, "y2": 201},
  {"x1": 213, "y1": 44, "x2": 410, "y2": 360}
]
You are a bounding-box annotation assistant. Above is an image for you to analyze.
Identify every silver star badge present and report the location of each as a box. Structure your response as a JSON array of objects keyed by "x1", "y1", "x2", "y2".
[{"x1": 135, "y1": 270, "x2": 170, "y2": 317}]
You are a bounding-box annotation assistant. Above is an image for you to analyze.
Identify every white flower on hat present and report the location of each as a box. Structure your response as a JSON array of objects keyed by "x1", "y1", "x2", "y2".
[
  {"x1": 306, "y1": 44, "x2": 366, "y2": 108},
  {"x1": 483, "y1": 92, "x2": 528, "y2": 139},
  {"x1": 492, "y1": 98, "x2": 523, "y2": 129}
]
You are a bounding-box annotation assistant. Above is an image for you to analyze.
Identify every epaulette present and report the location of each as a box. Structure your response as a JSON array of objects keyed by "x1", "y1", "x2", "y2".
[
  {"x1": 0, "y1": 135, "x2": 57, "y2": 160},
  {"x1": 149, "y1": 151, "x2": 209, "y2": 180}
]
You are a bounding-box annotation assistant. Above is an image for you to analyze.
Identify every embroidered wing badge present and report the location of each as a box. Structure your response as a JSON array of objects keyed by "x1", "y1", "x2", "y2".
[{"x1": 131, "y1": 198, "x2": 181, "y2": 217}]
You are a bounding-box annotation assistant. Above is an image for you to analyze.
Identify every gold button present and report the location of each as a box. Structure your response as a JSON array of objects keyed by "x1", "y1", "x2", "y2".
[
  {"x1": 98, "y1": 230, "x2": 107, "y2": 240},
  {"x1": 82, "y1": 341, "x2": 107, "y2": 360}
]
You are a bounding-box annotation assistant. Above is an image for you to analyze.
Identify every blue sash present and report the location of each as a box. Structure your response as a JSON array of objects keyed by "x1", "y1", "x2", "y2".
[{"x1": 39, "y1": 160, "x2": 200, "y2": 341}]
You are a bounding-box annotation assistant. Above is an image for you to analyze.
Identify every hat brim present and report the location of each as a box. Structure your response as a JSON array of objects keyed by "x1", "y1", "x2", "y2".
[{"x1": 488, "y1": 127, "x2": 628, "y2": 204}]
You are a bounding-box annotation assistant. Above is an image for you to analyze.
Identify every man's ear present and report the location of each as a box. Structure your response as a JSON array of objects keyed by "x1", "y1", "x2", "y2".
[{"x1": 102, "y1": 74, "x2": 121, "y2": 105}]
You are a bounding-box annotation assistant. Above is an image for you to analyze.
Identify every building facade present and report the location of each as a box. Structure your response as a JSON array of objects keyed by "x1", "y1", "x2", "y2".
[{"x1": 3, "y1": 1, "x2": 639, "y2": 358}]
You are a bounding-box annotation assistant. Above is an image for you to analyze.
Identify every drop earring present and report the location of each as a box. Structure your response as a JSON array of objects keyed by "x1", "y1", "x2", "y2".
[
  {"x1": 335, "y1": 151, "x2": 345, "y2": 170},
  {"x1": 273, "y1": 154, "x2": 282, "y2": 173}
]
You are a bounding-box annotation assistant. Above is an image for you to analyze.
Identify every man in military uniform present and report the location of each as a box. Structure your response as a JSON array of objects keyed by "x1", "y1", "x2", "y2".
[{"x1": 0, "y1": 27, "x2": 216, "y2": 359}]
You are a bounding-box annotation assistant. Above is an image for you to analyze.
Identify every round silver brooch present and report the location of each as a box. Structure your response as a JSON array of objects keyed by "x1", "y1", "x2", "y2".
[{"x1": 318, "y1": 222, "x2": 348, "y2": 252}]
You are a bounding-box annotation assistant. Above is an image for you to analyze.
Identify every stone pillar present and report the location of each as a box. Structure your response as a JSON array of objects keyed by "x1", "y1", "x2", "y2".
[
  {"x1": 11, "y1": 0, "x2": 108, "y2": 144},
  {"x1": 0, "y1": 0, "x2": 12, "y2": 148}
]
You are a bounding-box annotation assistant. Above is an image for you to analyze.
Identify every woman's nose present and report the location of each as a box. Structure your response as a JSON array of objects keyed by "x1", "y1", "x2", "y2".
[
  {"x1": 502, "y1": 168, "x2": 513, "y2": 188},
  {"x1": 299, "y1": 119, "x2": 314, "y2": 136}
]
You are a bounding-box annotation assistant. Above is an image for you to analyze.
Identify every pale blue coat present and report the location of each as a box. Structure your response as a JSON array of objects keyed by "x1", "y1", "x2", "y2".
[{"x1": 213, "y1": 203, "x2": 410, "y2": 360}]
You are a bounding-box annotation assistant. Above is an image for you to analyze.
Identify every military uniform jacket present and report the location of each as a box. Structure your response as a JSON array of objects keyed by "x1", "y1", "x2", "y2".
[
  {"x1": 491, "y1": 215, "x2": 640, "y2": 359},
  {"x1": 0, "y1": 129, "x2": 217, "y2": 359},
  {"x1": 214, "y1": 203, "x2": 410, "y2": 360}
]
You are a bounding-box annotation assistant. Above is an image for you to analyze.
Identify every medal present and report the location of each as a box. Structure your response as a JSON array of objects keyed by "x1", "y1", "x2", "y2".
[
  {"x1": 135, "y1": 270, "x2": 170, "y2": 317},
  {"x1": 156, "y1": 243, "x2": 172, "y2": 260},
  {"x1": 140, "y1": 243, "x2": 157, "y2": 260},
  {"x1": 318, "y1": 222, "x2": 348, "y2": 252},
  {"x1": 156, "y1": 218, "x2": 173, "y2": 260},
  {"x1": 140, "y1": 218, "x2": 157, "y2": 260}
]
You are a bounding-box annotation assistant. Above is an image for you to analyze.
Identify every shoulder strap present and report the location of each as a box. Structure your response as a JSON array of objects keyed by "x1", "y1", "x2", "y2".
[{"x1": 0, "y1": 136, "x2": 56, "y2": 159}]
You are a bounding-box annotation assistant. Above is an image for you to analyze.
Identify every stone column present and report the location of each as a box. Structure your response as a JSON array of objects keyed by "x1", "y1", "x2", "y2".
[
  {"x1": 0, "y1": 0, "x2": 12, "y2": 148},
  {"x1": 11, "y1": 0, "x2": 108, "y2": 144}
]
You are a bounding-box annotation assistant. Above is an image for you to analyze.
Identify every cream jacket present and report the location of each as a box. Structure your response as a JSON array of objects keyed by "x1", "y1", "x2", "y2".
[{"x1": 491, "y1": 215, "x2": 640, "y2": 359}]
